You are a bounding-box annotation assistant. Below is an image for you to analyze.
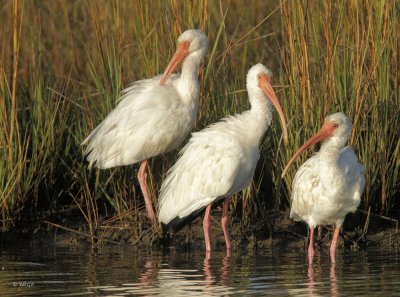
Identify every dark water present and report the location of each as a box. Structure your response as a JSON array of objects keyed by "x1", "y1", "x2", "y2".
[{"x1": 1, "y1": 243, "x2": 400, "y2": 296}]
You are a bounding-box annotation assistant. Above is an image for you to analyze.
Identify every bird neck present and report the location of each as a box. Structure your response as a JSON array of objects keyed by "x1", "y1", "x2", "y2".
[
  {"x1": 247, "y1": 90, "x2": 273, "y2": 144},
  {"x1": 320, "y1": 135, "x2": 347, "y2": 158},
  {"x1": 319, "y1": 141, "x2": 342, "y2": 165},
  {"x1": 176, "y1": 54, "x2": 202, "y2": 105},
  {"x1": 180, "y1": 53, "x2": 202, "y2": 83}
]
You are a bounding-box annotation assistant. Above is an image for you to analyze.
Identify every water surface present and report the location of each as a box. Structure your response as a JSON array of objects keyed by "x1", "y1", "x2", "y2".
[{"x1": 1, "y1": 243, "x2": 399, "y2": 296}]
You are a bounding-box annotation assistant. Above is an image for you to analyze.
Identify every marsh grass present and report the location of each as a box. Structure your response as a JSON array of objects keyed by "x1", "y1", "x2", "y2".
[
  {"x1": 278, "y1": 0, "x2": 400, "y2": 215},
  {"x1": 0, "y1": 0, "x2": 398, "y2": 235}
]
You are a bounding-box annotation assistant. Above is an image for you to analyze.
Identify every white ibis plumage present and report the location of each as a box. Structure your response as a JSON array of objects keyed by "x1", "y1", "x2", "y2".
[
  {"x1": 158, "y1": 63, "x2": 288, "y2": 253},
  {"x1": 82, "y1": 29, "x2": 208, "y2": 221},
  {"x1": 282, "y1": 112, "x2": 365, "y2": 264}
]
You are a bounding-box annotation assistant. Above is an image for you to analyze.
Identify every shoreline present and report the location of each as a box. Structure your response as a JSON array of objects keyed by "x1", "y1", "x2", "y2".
[{"x1": 1, "y1": 208, "x2": 399, "y2": 252}]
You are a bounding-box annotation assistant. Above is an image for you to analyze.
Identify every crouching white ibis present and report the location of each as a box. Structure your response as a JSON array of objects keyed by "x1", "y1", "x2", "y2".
[
  {"x1": 282, "y1": 112, "x2": 365, "y2": 264},
  {"x1": 158, "y1": 63, "x2": 288, "y2": 253},
  {"x1": 82, "y1": 30, "x2": 208, "y2": 221}
]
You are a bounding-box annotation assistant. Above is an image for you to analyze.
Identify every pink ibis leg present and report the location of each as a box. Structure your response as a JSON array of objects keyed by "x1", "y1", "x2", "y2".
[
  {"x1": 330, "y1": 227, "x2": 341, "y2": 264},
  {"x1": 308, "y1": 227, "x2": 315, "y2": 265},
  {"x1": 221, "y1": 197, "x2": 232, "y2": 251},
  {"x1": 137, "y1": 160, "x2": 156, "y2": 221},
  {"x1": 203, "y1": 204, "x2": 212, "y2": 252}
]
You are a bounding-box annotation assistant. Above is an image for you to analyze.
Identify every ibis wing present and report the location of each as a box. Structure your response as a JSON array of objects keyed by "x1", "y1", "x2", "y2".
[
  {"x1": 82, "y1": 75, "x2": 182, "y2": 168},
  {"x1": 289, "y1": 155, "x2": 321, "y2": 222},
  {"x1": 158, "y1": 131, "x2": 249, "y2": 224},
  {"x1": 339, "y1": 146, "x2": 365, "y2": 205}
]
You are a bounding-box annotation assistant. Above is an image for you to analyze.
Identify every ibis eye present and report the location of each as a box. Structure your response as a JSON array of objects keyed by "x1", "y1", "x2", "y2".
[
  {"x1": 334, "y1": 124, "x2": 339, "y2": 128},
  {"x1": 257, "y1": 74, "x2": 262, "y2": 79}
]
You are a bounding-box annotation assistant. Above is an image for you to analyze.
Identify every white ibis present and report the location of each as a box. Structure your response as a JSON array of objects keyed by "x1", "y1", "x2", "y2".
[
  {"x1": 82, "y1": 30, "x2": 208, "y2": 221},
  {"x1": 281, "y1": 112, "x2": 365, "y2": 264},
  {"x1": 158, "y1": 64, "x2": 288, "y2": 253}
]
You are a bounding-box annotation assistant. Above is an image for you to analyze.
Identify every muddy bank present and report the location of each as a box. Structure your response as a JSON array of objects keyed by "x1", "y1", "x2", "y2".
[
  {"x1": 1, "y1": 206, "x2": 399, "y2": 252},
  {"x1": 160, "y1": 210, "x2": 400, "y2": 252}
]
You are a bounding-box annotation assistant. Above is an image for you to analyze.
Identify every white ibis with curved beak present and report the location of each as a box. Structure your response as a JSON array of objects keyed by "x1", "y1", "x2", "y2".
[
  {"x1": 282, "y1": 112, "x2": 365, "y2": 265},
  {"x1": 82, "y1": 30, "x2": 208, "y2": 221},
  {"x1": 158, "y1": 64, "x2": 288, "y2": 253}
]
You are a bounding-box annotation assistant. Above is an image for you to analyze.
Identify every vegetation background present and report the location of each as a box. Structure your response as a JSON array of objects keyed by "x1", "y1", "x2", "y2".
[{"x1": 1, "y1": 0, "x2": 399, "y2": 240}]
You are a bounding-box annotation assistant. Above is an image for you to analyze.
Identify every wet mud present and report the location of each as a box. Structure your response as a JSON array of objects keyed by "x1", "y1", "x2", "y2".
[{"x1": 1, "y1": 205, "x2": 399, "y2": 253}]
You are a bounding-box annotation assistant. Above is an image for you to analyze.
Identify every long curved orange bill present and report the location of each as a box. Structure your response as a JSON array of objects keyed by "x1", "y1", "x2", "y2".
[
  {"x1": 259, "y1": 74, "x2": 288, "y2": 144},
  {"x1": 159, "y1": 41, "x2": 190, "y2": 85},
  {"x1": 281, "y1": 121, "x2": 336, "y2": 178}
]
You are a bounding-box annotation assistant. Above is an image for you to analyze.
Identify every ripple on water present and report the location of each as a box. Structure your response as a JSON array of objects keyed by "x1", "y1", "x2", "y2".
[{"x1": 0, "y1": 245, "x2": 399, "y2": 296}]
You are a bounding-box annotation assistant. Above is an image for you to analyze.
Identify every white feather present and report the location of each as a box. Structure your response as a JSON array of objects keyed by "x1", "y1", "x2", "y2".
[
  {"x1": 82, "y1": 29, "x2": 208, "y2": 169},
  {"x1": 82, "y1": 75, "x2": 197, "y2": 168},
  {"x1": 158, "y1": 113, "x2": 261, "y2": 223},
  {"x1": 158, "y1": 63, "x2": 278, "y2": 224},
  {"x1": 290, "y1": 113, "x2": 365, "y2": 228}
]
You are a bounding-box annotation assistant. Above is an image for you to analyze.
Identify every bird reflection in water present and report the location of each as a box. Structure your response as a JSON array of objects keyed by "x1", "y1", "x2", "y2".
[
  {"x1": 307, "y1": 259, "x2": 338, "y2": 297},
  {"x1": 330, "y1": 263, "x2": 338, "y2": 297},
  {"x1": 307, "y1": 265, "x2": 316, "y2": 296},
  {"x1": 203, "y1": 250, "x2": 232, "y2": 289},
  {"x1": 135, "y1": 251, "x2": 234, "y2": 295},
  {"x1": 138, "y1": 258, "x2": 160, "y2": 286}
]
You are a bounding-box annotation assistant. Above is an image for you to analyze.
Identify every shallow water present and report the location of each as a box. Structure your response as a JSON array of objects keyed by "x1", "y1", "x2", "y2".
[{"x1": 1, "y1": 243, "x2": 400, "y2": 296}]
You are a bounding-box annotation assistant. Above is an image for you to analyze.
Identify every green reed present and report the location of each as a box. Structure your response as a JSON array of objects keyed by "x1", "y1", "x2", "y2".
[
  {"x1": 0, "y1": 0, "x2": 398, "y2": 234},
  {"x1": 277, "y1": 0, "x2": 400, "y2": 215}
]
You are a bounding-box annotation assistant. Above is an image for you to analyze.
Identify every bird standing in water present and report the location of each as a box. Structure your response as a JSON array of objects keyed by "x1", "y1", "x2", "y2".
[
  {"x1": 82, "y1": 30, "x2": 208, "y2": 221},
  {"x1": 158, "y1": 64, "x2": 288, "y2": 254},
  {"x1": 282, "y1": 112, "x2": 365, "y2": 264}
]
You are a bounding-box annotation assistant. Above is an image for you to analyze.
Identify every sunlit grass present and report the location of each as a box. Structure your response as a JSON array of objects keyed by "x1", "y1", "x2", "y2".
[
  {"x1": 0, "y1": 0, "x2": 398, "y2": 233},
  {"x1": 277, "y1": 0, "x2": 400, "y2": 215}
]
